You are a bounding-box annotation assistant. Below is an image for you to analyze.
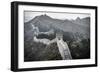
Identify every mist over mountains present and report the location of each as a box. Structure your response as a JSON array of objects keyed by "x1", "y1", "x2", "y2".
[{"x1": 25, "y1": 14, "x2": 90, "y2": 40}]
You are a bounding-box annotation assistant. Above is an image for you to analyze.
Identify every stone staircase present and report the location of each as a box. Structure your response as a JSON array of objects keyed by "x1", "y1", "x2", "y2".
[{"x1": 57, "y1": 39, "x2": 72, "y2": 60}]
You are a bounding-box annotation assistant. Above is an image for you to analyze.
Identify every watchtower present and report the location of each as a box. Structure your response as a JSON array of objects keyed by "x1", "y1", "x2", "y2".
[{"x1": 56, "y1": 32, "x2": 63, "y2": 40}]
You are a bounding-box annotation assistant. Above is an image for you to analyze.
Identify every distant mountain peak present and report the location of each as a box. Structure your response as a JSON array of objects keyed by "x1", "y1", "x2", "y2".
[
  {"x1": 76, "y1": 17, "x2": 81, "y2": 21},
  {"x1": 38, "y1": 14, "x2": 52, "y2": 19}
]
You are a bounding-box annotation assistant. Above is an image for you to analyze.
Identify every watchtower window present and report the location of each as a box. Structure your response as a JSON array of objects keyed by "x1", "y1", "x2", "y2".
[{"x1": 58, "y1": 37, "x2": 61, "y2": 40}]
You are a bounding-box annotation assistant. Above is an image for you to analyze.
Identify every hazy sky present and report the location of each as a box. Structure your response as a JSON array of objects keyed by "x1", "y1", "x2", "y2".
[{"x1": 24, "y1": 11, "x2": 90, "y2": 22}]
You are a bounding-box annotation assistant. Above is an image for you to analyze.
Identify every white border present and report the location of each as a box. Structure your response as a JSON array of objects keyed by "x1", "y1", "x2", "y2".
[{"x1": 18, "y1": 5, "x2": 96, "y2": 68}]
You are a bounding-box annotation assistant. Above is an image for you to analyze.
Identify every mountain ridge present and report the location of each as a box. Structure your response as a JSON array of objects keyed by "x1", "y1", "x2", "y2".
[{"x1": 25, "y1": 14, "x2": 90, "y2": 40}]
